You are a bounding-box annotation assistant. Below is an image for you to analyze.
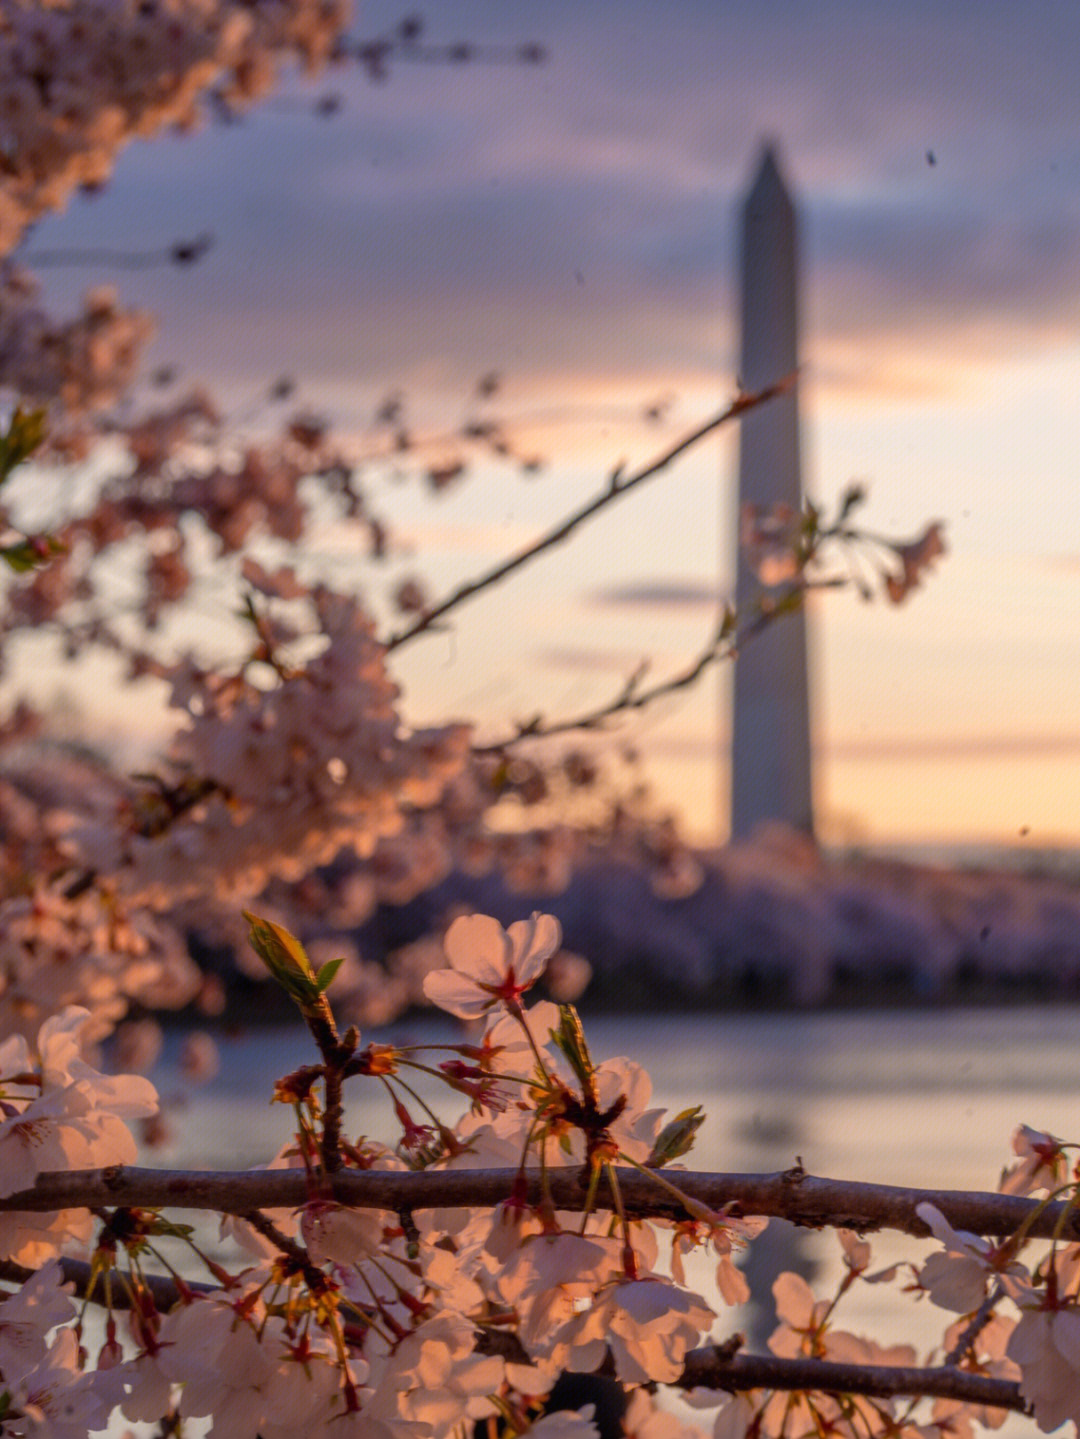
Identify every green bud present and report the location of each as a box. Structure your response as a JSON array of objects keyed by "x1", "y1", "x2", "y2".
[
  {"x1": 0, "y1": 406, "x2": 46, "y2": 486},
  {"x1": 550, "y1": 1005, "x2": 596, "y2": 1096},
  {"x1": 143, "y1": 1216, "x2": 196, "y2": 1240},
  {"x1": 243, "y1": 910, "x2": 320, "y2": 1006}
]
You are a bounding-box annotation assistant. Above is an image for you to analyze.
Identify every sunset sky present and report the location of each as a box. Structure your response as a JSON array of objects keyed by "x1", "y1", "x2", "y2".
[{"x1": 22, "y1": 0, "x2": 1080, "y2": 849}]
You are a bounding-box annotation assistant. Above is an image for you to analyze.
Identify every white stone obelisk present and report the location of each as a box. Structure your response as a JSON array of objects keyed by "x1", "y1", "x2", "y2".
[{"x1": 729, "y1": 145, "x2": 815, "y2": 842}]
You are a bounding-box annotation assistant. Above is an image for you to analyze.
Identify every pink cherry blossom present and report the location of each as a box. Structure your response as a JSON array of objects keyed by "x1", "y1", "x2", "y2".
[
  {"x1": 0, "y1": 1006, "x2": 158, "y2": 1199},
  {"x1": 526, "y1": 1407, "x2": 601, "y2": 1439},
  {"x1": 0, "y1": 1260, "x2": 75, "y2": 1377},
  {"x1": 916, "y1": 1202, "x2": 1029, "y2": 1312},
  {"x1": 623, "y1": 1388, "x2": 707, "y2": 1439},
  {"x1": 883, "y1": 522, "x2": 947, "y2": 604},
  {"x1": 671, "y1": 1211, "x2": 767, "y2": 1306},
  {"x1": 4, "y1": 1326, "x2": 114, "y2": 1439},
  {"x1": 1008, "y1": 1304, "x2": 1080, "y2": 1433},
  {"x1": 300, "y1": 1199, "x2": 387, "y2": 1268},
  {"x1": 423, "y1": 912, "x2": 562, "y2": 1019},
  {"x1": 999, "y1": 1125, "x2": 1069, "y2": 1197}
]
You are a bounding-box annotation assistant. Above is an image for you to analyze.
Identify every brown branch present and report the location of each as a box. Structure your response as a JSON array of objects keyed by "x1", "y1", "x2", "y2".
[
  {"x1": 0, "y1": 1255, "x2": 212, "y2": 1309},
  {"x1": 4, "y1": 1164, "x2": 1077, "y2": 1241},
  {"x1": 945, "y1": 1282, "x2": 1005, "y2": 1367},
  {"x1": 383, "y1": 378, "x2": 795, "y2": 652},
  {"x1": 477, "y1": 1329, "x2": 1025, "y2": 1410},
  {"x1": 472, "y1": 578, "x2": 841, "y2": 752},
  {"x1": 677, "y1": 1347, "x2": 1027, "y2": 1413}
]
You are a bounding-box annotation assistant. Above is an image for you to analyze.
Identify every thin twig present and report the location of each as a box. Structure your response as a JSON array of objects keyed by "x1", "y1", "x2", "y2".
[
  {"x1": 472, "y1": 578, "x2": 840, "y2": 752},
  {"x1": 383, "y1": 378, "x2": 795, "y2": 652},
  {"x1": 945, "y1": 1282, "x2": 1005, "y2": 1366}
]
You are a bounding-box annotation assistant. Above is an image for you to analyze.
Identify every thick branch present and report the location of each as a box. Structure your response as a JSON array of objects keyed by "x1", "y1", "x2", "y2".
[
  {"x1": 4, "y1": 1164, "x2": 1076, "y2": 1241},
  {"x1": 384, "y1": 378, "x2": 794, "y2": 652}
]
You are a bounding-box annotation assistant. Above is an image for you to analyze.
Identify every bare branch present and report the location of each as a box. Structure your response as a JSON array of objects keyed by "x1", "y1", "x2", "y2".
[
  {"x1": 0, "y1": 1256, "x2": 210, "y2": 1310},
  {"x1": 473, "y1": 579, "x2": 841, "y2": 751},
  {"x1": 383, "y1": 378, "x2": 795, "y2": 652},
  {"x1": 4, "y1": 1163, "x2": 1076, "y2": 1241},
  {"x1": 676, "y1": 1347, "x2": 1027, "y2": 1413},
  {"x1": 478, "y1": 1330, "x2": 1026, "y2": 1411}
]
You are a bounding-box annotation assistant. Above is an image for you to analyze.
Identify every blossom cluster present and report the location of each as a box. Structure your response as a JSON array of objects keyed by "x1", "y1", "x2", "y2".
[
  {"x1": 1, "y1": 911, "x2": 1078, "y2": 1439},
  {"x1": 0, "y1": 913, "x2": 749, "y2": 1436},
  {"x1": 0, "y1": 0, "x2": 352, "y2": 258},
  {"x1": 0, "y1": 266, "x2": 154, "y2": 424},
  {"x1": 0, "y1": 1005, "x2": 157, "y2": 1265},
  {"x1": 0, "y1": 9, "x2": 1038, "y2": 1436},
  {"x1": 58, "y1": 578, "x2": 471, "y2": 905}
]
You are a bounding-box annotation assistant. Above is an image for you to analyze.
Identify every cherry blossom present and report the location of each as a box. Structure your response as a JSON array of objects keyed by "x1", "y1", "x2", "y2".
[
  {"x1": 0, "y1": 906, "x2": 1076, "y2": 1436},
  {"x1": 883, "y1": 522, "x2": 947, "y2": 604},
  {"x1": 623, "y1": 1388, "x2": 707, "y2": 1439},
  {"x1": 1, "y1": 1325, "x2": 115, "y2": 1439},
  {"x1": 711, "y1": 1392, "x2": 758, "y2": 1439},
  {"x1": 671, "y1": 1210, "x2": 767, "y2": 1306},
  {"x1": 916, "y1": 1202, "x2": 1030, "y2": 1312},
  {"x1": 390, "y1": 1312, "x2": 505, "y2": 1430},
  {"x1": 1007, "y1": 1304, "x2": 1080, "y2": 1433},
  {"x1": 526, "y1": 1408, "x2": 601, "y2": 1439},
  {"x1": 740, "y1": 501, "x2": 805, "y2": 586},
  {"x1": 423, "y1": 911, "x2": 562, "y2": 1020},
  {"x1": 0, "y1": 1005, "x2": 157, "y2": 1200},
  {"x1": 300, "y1": 1198, "x2": 387, "y2": 1268},
  {"x1": 0, "y1": 1261, "x2": 75, "y2": 1377},
  {"x1": 593, "y1": 1279, "x2": 716, "y2": 1385},
  {"x1": 938, "y1": 1311, "x2": 1018, "y2": 1430},
  {"x1": 999, "y1": 1125, "x2": 1069, "y2": 1198},
  {"x1": 0, "y1": 0, "x2": 353, "y2": 259}
]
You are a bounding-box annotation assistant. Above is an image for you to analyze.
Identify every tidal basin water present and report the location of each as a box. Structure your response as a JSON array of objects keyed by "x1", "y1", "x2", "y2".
[
  {"x1": 142, "y1": 1004, "x2": 1080, "y2": 1432},
  {"x1": 156, "y1": 1004, "x2": 1080, "y2": 1187}
]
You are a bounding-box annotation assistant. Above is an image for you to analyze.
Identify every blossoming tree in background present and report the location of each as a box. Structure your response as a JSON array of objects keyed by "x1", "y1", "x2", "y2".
[{"x1": 5, "y1": 5, "x2": 1075, "y2": 1438}]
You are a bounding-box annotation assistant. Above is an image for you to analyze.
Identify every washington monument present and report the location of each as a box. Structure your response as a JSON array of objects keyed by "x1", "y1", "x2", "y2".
[{"x1": 729, "y1": 146, "x2": 815, "y2": 842}]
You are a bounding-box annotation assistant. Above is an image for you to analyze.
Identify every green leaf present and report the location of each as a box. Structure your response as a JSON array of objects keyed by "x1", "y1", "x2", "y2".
[
  {"x1": 142, "y1": 1216, "x2": 196, "y2": 1240},
  {"x1": 1, "y1": 534, "x2": 64, "y2": 572},
  {"x1": 314, "y1": 956, "x2": 346, "y2": 993},
  {"x1": 0, "y1": 407, "x2": 46, "y2": 486},
  {"x1": 646, "y1": 1105, "x2": 706, "y2": 1167}
]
